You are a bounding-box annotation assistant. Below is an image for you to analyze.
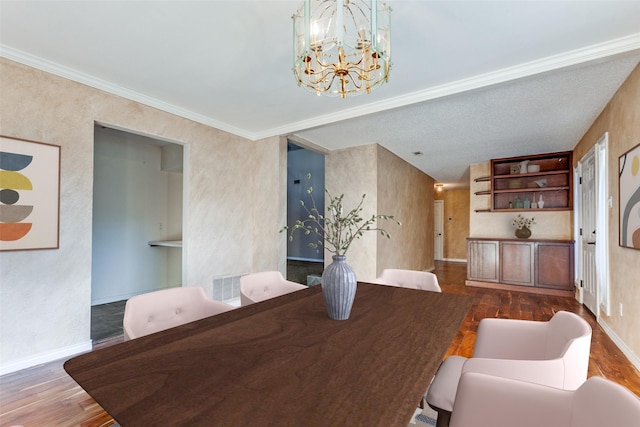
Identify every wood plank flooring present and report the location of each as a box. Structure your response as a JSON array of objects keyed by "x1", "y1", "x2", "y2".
[{"x1": 1, "y1": 261, "x2": 639, "y2": 426}]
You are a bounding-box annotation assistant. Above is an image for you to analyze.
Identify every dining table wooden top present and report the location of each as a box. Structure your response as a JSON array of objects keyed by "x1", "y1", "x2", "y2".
[{"x1": 64, "y1": 282, "x2": 472, "y2": 426}]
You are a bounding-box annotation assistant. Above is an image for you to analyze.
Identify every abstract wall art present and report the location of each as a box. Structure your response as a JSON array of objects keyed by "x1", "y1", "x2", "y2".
[
  {"x1": 0, "y1": 136, "x2": 60, "y2": 251},
  {"x1": 619, "y1": 143, "x2": 640, "y2": 250}
]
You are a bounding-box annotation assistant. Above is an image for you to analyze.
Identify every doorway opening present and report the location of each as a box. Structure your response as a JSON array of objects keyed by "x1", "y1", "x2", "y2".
[
  {"x1": 286, "y1": 141, "x2": 325, "y2": 285},
  {"x1": 91, "y1": 125, "x2": 185, "y2": 341}
]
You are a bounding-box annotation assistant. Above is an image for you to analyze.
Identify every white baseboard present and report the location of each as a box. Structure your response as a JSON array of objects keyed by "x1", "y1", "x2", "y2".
[
  {"x1": 0, "y1": 340, "x2": 92, "y2": 376},
  {"x1": 442, "y1": 258, "x2": 467, "y2": 263},
  {"x1": 598, "y1": 318, "x2": 640, "y2": 372}
]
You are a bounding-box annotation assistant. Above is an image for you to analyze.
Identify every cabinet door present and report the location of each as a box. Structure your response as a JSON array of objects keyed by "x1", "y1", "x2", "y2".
[
  {"x1": 467, "y1": 240, "x2": 499, "y2": 282},
  {"x1": 535, "y1": 242, "x2": 574, "y2": 290},
  {"x1": 500, "y1": 241, "x2": 534, "y2": 286}
]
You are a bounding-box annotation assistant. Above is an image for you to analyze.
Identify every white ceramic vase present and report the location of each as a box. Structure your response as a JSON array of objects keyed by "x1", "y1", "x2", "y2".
[{"x1": 538, "y1": 195, "x2": 545, "y2": 208}]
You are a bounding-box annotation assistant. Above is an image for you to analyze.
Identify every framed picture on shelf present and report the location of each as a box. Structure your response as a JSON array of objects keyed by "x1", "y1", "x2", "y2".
[
  {"x1": 619, "y1": 143, "x2": 640, "y2": 250},
  {"x1": 0, "y1": 135, "x2": 61, "y2": 251}
]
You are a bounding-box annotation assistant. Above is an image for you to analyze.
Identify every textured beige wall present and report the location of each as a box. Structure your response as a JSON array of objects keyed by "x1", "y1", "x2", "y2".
[
  {"x1": 573, "y1": 62, "x2": 640, "y2": 362},
  {"x1": 325, "y1": 144, "x2": 434, "y2": 282},
  {"x1": 325, "y1": 145, "x2": 379, "y2": 281},
  {"x1": 435, "y1": 188, "x2": 470, "y2": 260},
  {"x1": 469, "y1": 162, "x2": 572, "y2": 240},
  {"x1": 0, "y1": 59, "x2": 285, "y2": 368},
  {"x1": 377, "y1": 145, "x2": 434, "y2": 274}
]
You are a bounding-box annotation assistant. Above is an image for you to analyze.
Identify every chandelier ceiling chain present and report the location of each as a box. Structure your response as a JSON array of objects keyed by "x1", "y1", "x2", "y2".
[{"x1": 292, "y1": 0, "x2": 392, "y2": 98}]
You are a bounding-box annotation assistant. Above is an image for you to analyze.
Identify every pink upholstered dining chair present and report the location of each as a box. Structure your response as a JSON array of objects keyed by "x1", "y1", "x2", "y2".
[
  {"x1": 123, "y1": 286, "x2": 234, "y2": 340},
  {"x1": 450, "y1": 373, "x2": 640, "y2": 427},
  {"x1": 240, "y1": 271, "x2": 306, "y2": 306},
  {"x1": 374, "y1": 269, "x2": 442, "y2": 292},
  {"x1": 426, "y1": 311, "x2": 592, "y2": 427}
]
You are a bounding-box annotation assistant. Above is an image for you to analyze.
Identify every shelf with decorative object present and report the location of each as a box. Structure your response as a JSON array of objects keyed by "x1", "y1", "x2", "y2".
[{"x1": 491, "y1": 151, "x2": 573, "y2": 211}]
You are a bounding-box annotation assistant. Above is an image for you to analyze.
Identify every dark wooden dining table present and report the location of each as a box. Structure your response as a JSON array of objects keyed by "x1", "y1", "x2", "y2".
[{"x1": 65, "y1": 282, "x2": 471, "y2": 426}]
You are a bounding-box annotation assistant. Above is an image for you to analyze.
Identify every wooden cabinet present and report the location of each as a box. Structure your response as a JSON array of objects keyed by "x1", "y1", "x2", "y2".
[
  {"x1": 467, "y1": 238, "x2": 574, "y2": 294},
  {"x1": 500, "y1": 241, "x2": 535, "y2": 287},
  {"x1": 468, "y1": 240, "x2": 499, "y2": 282},
  {"x1": 535, "y1": 242, "x2": 574, "y2": 289},
  {"x1": 491, "y1": 151, "x2": 573, "y2": 211}
]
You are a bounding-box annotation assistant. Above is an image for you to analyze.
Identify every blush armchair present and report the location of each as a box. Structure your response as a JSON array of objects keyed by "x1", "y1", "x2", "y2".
[
  {"x1": 450, "y1": 373, "x2": 640, "y2": 427},
  {"x1": 374, "y1": 269, "x2": 442, "y2": 292},
  {"x1": 123, "y1": 286, "x2": 234, "y2": 340},
  {"x1": 240, "y1": 271, "x2": 306, "y2": 306},
  {"x1": 426, "y1": 311, "x2": 592, "y2": 427}
]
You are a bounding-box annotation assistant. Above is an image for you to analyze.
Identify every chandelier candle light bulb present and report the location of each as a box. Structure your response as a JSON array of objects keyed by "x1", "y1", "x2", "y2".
[{"x1": 293, "y1": 0, "x2": 392, "y2": 98}]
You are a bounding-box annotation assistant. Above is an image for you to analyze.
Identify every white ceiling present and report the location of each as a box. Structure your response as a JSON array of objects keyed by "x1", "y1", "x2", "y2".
[{"x1": 2, "y1": 1, "x2": 640, "y2": 188}]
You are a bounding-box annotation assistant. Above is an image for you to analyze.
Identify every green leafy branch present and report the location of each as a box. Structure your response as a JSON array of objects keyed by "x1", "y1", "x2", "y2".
[{"x1": 281, "y1": 174, "x2": 401, "y2": 257}]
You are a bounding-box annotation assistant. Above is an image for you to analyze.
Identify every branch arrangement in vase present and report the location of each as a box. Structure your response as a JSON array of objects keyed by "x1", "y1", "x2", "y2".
[{"x1": 281, "y1": 174, "x2": 401, "y2": 256}]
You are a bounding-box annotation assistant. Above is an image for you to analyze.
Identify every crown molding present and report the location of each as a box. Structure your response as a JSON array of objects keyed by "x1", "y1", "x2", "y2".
[
  {"x1": 3, "y1": 32, "x2": 640, "y2": 143},
  {"x1": 0, "y1": 45, "x2": 258, "y2": 140},
  {"x1": 265, "y1": 32, "x2": 640, "y2": 140}
]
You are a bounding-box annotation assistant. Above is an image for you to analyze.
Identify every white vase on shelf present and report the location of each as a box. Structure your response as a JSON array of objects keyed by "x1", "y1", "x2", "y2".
[{"x1": 538, "y1": 195, "x2": 545, "y2": 209}]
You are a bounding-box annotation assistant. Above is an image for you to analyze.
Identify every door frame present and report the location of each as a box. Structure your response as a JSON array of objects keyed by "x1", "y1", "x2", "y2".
[
  {"x1": 575, "y1": 132, "x2": 610, "y2": 317},
  {"x1": 434, "y1": 200, "x2": 444, "y2": 261}
]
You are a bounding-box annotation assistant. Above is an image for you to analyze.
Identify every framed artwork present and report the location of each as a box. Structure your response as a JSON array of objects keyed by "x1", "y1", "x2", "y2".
[
  {"x1": 0, "y1": 135, "x2": 61, "y2": 251},
  {"x1": 619, "y1": 143, "x2": 640, "y2": 250}
]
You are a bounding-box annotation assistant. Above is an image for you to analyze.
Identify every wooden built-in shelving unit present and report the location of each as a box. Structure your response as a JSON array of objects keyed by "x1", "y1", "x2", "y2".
[
  {"x1": 472, "y1": 151, "x2": 573, "y2": 213},
  {"x1": 491, "y1": 151, "x2": 573, "y2": 211}
]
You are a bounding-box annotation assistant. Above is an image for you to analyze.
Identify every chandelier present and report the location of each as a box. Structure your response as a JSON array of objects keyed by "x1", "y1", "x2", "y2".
[{"x1": 292, "y1": 0, "x2": 391, "y2": 98}]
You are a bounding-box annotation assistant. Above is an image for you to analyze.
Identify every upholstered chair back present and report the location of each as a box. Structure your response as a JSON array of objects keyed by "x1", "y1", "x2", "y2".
[
  {"x1": 123, "y1": 286, "x2": 234, "y2": 340},
  {"x1": 240, "y1": 271, "x2": 306, "y2": 306},
  {"x1": 471, "y1": 311, "x2": 592, "y2": 389},
  {"x1": 572, "y1": 376, "x2": 640, "y2": 427},
  {"x1": 375, "y1": 269, "x2": 442, "y2": 292},
  {"x1": 427, "y1": 311, "x2": 593, "y2": 427},
  {"x1": 449, "y1": 373, "x2": 640, "y2": 427}
]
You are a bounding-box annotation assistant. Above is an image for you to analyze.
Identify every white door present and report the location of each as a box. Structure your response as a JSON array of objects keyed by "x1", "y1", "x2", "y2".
[
  {"x1": 579, "y1": 148, "x2": 598, "y2": 315},
  {"x1": 434, "y1": 200, "x2": 444, "y2": 261}
]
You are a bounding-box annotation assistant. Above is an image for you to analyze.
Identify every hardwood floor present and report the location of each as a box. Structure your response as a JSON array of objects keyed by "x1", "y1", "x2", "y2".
[{"x1": 1, "y1": 261, "x2": 639, "y2": 426}]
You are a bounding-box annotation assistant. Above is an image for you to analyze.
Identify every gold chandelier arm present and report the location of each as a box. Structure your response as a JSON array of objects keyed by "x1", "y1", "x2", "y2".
[{"x1": 292, "y1": 0, "x2": 391, "y2": 98}]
